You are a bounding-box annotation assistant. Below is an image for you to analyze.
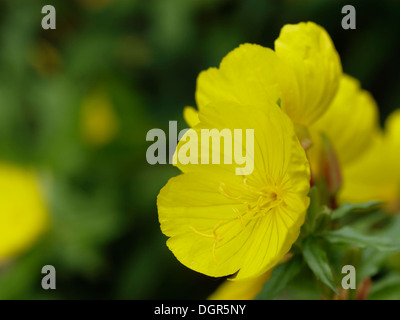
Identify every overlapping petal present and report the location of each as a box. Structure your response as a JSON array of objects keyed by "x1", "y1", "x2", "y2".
[
  {"x1": 193, "y1": 22, "x2": 342, "y2": 131},
  {"x1": 275, "y1": 22, "x2": 342, "y2": 126},
  {"x1": 195, "y1": 44, "x2": 280, "y2": 111},
  {"x1": 308, "y1": 74, "x2": 380, "y2": 176},
  {"x1": 339, "y1": 110, "x2": 400, "y2": 207}
]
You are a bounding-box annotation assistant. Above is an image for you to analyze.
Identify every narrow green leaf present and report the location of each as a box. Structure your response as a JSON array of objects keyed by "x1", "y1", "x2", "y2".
[
  {"x1": 255, "y1": 255, "x2": 303, "y2": 300},
  {"x1": 331, "y1": 201, "x2": 382, "y2": 220},
  {"x1": 358, "y1": 247, "x2": 389, "y2": 280},
  {"x1": 302, "y1": 237, "x2": 338, "y2": 294},
  {"x1": 323, "y1": 226, "x2": 400, "y2": 252},
  {"x1": 368, "y1": 273, "x2": 400, "y2": 300}
]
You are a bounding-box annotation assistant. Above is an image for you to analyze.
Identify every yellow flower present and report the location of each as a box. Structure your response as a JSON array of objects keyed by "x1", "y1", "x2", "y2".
[
  {"x1": 158, "y1": 100, "x2": 310, "y2": 280},
  {"x1": 81, "y1": 90, "x2": 119, "y2": 147},
  {"x1": 189, "y1": 22, "x2": 341, "y2": 129},
  {"x1": 308, "y1": 74, "x2": 380, "y2": 178},
  {"x1": 208, "y1": 253, "x2": 292, "y2": 300},
  {"x1": 275, "y1": 22, "x2": 342, "y2": 126},
  {"x1": 0, "y1": 163, "x2": 48, "y2": 263},
  {"x1": 339, "y1": 110, "x2": 400, "y2": 210},
  {"x1": 208, "y1": 270, "x2": 271, "y2": 300}
]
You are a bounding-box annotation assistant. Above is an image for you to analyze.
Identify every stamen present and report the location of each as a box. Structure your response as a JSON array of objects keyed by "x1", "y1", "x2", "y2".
[
  {"x1": 189, "y1": 226, "x2": 214, "y2": 239},
  {"x1": 233, "y1": 207, "x2": 245, "y2": 229},
  {"x1": 219, "y1": 182, "x2": 242, "y2": 200},
  {"x1": 208, "y1": 178, "x2": 286, "y2": 265}
]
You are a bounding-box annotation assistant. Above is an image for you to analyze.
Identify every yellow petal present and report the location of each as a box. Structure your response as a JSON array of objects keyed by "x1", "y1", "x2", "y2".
[
  {"x1": 0, "y1": 163, "x2": 48, "y2": 262},
  {"x1": 158, "y1": 100, "x2": 310, "y2": 280},
  {"x1": 385, "y1": 109, "x2": 400, "y2": 154},
  {"x1": 339, "y1": 110, "x2": 400, "y2": 206},
  {"x1": 183, "y1": 106, "x2": 200, "y2": 127},
  {"x1": 208, "y1": 270, "x2": 271, "y2": 300},
  {"x1": 208, "y1": 253, "x2": 292, "y2": 299},
  {"x1": 275, "y1": 22, "x2": 342, "y2": 126},
  {"x1": 338, "y1": 134, "x2": 395, "y2": 204},
  {"x1": 308, "y1": 74, "x2": 380, "y2": 177},
  {"x1": 158, "y1": 171, "x2": 252, "y2": 278},
  {"x1": 195, "y1": 43, "x2": 280, "y2": 110}
]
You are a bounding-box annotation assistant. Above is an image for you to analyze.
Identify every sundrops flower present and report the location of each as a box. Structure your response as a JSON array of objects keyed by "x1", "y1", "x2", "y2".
[
  {"x1": 274, "y1": 22, "x2": 342, "y2": 127},
  {"x1": 187, "y1": 22, "x2": 342, "y2": 130},
  {"x1": 157, "y1": 100, "x2": 310, "y2": 280},
  {"x1": 307, "y1": 74, "x2": 380, "y2": 178},
  {"x1": 339, "y1": 110, "x2": 400, "y2": 212},
  {"x1": 0, "y1": 163, "x2": 48, "y2": 263}
]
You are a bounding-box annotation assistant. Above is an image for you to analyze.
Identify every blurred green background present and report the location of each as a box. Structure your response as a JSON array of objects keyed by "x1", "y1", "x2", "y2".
[{"x1": 0, "y1": 0, "x2": 399, "y2": 299}]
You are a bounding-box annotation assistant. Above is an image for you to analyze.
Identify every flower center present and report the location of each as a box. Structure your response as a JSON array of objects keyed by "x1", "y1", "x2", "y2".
[
  {"x1": 247, "y1": 188, "x2": 283, "y2": 219},
  {"x1": 219, "y1": 177, "x2": 284, "y2": 221}
]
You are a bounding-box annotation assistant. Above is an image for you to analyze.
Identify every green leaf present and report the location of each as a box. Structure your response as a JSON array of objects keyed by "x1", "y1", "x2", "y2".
[
  {"x1": 331, "y1": 201, "x2": 382, "y2": 220},
  {"x1": 368, "y1": 273, "x2": 400, "y2": 300},
  {"x1": 302, "y1": 237, "x2": 338, "y2": 294},
  {"x1": 255, "y1": 255, "x2": 303, "y2": 300},
  {"x1": 358, "y1": 247, "x2": 389, "y2": 280},
  {"x1": 323, "y1": 226, "x2": 400, "y2": 252}
]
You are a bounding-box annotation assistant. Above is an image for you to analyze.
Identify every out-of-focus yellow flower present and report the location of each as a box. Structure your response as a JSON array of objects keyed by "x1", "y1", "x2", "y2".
[
  {"x1": 158, "y1": 100, "x2": 310, "y2": 280},
  {"x1": 0, "y1": 163, "x2": 48, "y2": 263},
  {"x1": 188, "y1": 22, "x2": 341, "y2": 129},
  {"x1": 339, "y1": 110, "x2": 400, "y2": 212},
  {"x1": 81, "y1": 90, "x2": 119, "y2": 147},
  {"x1": 208, "y1": 270, "x2": 271, "y2": 300},
  {"x1": 208, "y1": 253, "x2": 292, "y2": 300},
  {"x1": 308, "y1": 74, "x2": 380, "y2": 178}
]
